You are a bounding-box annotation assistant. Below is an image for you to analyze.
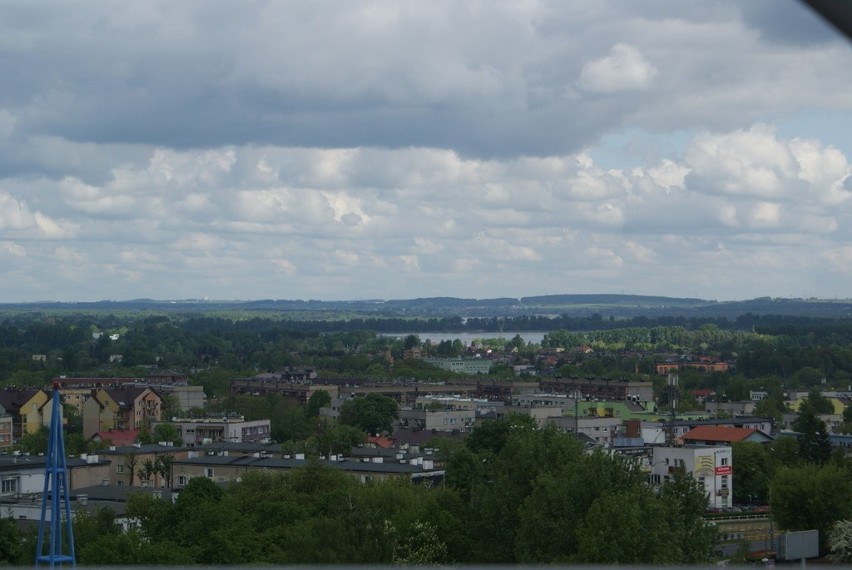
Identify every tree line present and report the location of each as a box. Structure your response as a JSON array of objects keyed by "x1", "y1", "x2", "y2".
[{"x1": 1, "y1": 416, "x2": 719, "y2": 566}]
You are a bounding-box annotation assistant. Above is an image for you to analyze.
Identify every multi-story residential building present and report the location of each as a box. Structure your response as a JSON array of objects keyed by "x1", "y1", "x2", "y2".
[
  {"x1": 81, "y1": 387, "x2": 163, "y2": 438},
  {"x1": 16, "y1": 389, "x2": 52, "y2": 436},
  {"x1": 500, "y1": 404, "x2": 564, "y2": 428},
  {"x1": 539, "y1": 377, "x2": 655, "y2": 403},
  {"x1": 155, "y1": 385, "x2": 205, "y2": 412},
  {"x1": 0, "y1": 388, "x2": 36, "y2": 445},
  {"x1": 412, "y1": 395, "x2": 502, "y2": 415},
  {"x1": 230, "y1": 372, "x2": 326, "y2": 406},
  {"x1": 512, "y1": 392, "x2": 575, "y2": 410},
  {"x1": 166, "y1": 416, "x2": 272, "y2": 445},
  {"x1": 0, "y1": 453, "x2": 45, "y2": 499},
  {"x1": 172, "y1": 451, "x2": 444, "y2": 487},
  {"x1": 398, "y1": 407, "x2": 476, "y2": 432},
  {"x1": 423, "y1": 357, "x2": 494, "y2": 375},
  {"x1": 649, "y1": 445, "x2": 733, "y2": 509},
  {"x1": 82, "y1": 389, "x2": 121, "y2": 437},
  {"x1": 639, "y1": 417, "x2": 775, "y2": 445},
  {"x1": 53, "y1": 377, "x2": 144, "y2": 390},
  {"x1": 0, "y1": 452, "x2": 111, "y2": 500},
  {"x1": 0, "y1": 415, "x2": 12, "y2": 450},
  {"x1": 99, "y1": 443, "x2": 188, "y2": 487},
  {"x1": 655, "y1": 360, "x2": 729, "y2": 375},
  {"x1": 547, "y1": 415, "x2": 625, "y2": 446},
  {"x1": 705, "y1": 400, "x2": 756, "y2": 417}
]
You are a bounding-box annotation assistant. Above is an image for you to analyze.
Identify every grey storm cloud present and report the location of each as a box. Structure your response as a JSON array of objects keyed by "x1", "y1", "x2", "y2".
[
  {"x1": 0, "y1": 0, "x2": 843, "y2": 163},
  {"x1": 0, "y1": 0, "x2": 851, "y2": 303}
]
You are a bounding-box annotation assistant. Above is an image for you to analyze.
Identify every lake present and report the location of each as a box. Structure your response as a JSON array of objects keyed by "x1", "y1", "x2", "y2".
[{"x1": 383, "y1": 332, "x2": 549, "y2": 345}]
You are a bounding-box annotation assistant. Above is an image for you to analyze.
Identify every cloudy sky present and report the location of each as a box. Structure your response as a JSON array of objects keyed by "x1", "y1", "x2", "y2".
[{"x1": 1, "y1": 1, "x2": 851, "y2": 303}]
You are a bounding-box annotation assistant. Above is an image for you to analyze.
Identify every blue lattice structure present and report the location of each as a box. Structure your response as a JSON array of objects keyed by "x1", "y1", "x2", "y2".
[{"x1": 35, "y1": 386, "x2": 76, "y2": 568}]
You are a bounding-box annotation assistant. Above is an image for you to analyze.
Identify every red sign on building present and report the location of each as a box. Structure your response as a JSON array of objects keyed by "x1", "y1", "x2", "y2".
[{"x1": 715, "y1": 465, "x2": 732, "y2": 475}]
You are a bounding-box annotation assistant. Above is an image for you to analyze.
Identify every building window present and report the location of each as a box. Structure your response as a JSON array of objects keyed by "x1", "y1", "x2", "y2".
[
  {"x1": 116, "y1": 464, "x2": 124, "y2": 474},
  {"x1": 1, "y1": 477, "x2": 18, "y2": 494},
  {"x1": 205, "y1": 468, "x2": 214, "y2": 478},
  {"x1": 720, "y1": 457, "x2": 728, "y2": 466},
  {"x1": 721, "y1": 475, "x2": 728, "y2": 488},
  {"x1": 178, "y1": 476, "x2": 187, "y2": 487}
]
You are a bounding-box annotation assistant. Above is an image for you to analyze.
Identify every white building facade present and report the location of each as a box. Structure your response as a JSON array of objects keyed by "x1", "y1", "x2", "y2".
[{"x1": 649, "y1": 445, "x2": 733, "y2": 509}]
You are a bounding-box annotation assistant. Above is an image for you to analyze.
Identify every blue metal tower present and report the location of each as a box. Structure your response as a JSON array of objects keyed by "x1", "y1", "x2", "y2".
[{"x1": 35, "y1": 385, "x2": 76, "y2": 568}]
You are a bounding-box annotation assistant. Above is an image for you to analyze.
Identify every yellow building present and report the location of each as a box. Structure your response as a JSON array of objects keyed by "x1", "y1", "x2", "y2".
[
  {"x1": 82, "y1": 387, "x2": 163, "y2": 438},
  {"x1": 19, "y1": 390, "x2": 51, "y2": 435},
  {"x1": 82, "y1": 389, "x2": 122, "y2": 438}
]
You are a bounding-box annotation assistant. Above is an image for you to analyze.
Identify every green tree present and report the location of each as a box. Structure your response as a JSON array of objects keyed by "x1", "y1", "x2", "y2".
[
  {"x1": 829, "y1": 519, "x2": 852, "y2": 563},
  {"x1": 161, "y1": 393, "x2": 182, "y2": 415},
  {"x1": 463, "y1": 413, "x2": 537, "y2": 457},
  {"x1": 576, "y1": 486, "x2": 677, "y2": 564},
  {"x1": 469, "y1": 425, "x2": 584, "y2": 562},
  {"x1": 658, "y1": 471, "x2": 719, "y2": 562},
  {"x1": 339, "y1": 393, "x2": 398, "y2": 435},
  {"x1": 306, "y1": 389, "x2": 331, "y2": 419},
  {"x1": 73, "y1": 507, "x2": 124, "y2": 564},
  {"x1": 801, "y1": 387, "x2": 834, "y2": 415},
  {"x1": 792, "y1": 405, "x2": 832, "y2": 464},
  {"x1": 794, "y1": 367, "x2": 826, "y2": 388},
  {"x1": 315, "y1": 422, "x2": 366, "y2": 455},
  {"x1": 152, "y1": 422, "x2": 183, "y2": 445},
  {"x1": 767, "y1": 435, "x2": 802, "y2": 469},
  {"x1": 18, "y1": 425, "x2": 49, "y2": 454},
  {"x1": 840, "y1": 404, "x2": 852, "y2": 434},
  {"x1": 191, "y1": 367, "x2": 240, "y2": 398},
  {"x1": 753, "y1": 389, "x2": 788, "y2": 424},
  {"x1": 0, "y1": 515, "x2": 26, "y2": 565},
  {"x1": 732, "y1": 441, "x2": 772, "y2": 504},
  {"x1": 542, "y1": 329, "x2": 579, "y2": 349},
  {"x1": 125, "y1": 492, "x2": 178, "y2": 545},
  {"x1": 770, "y1": 464, "x2": 852, "y2": 554},
  {"x1": 138, "y1": 458, "x2": 156, "y2": 485},
  {"x1": 403, "y1": 334, "x2": 421, "y2": 350},
  {"x1": 125, "y1": 451, "x2": 140, "y2": 486},
  {"x1": 390, "y1": 520, "x2": 449, "y2": 565},
  {"x1": 156, "y1": 454, "x2": 175, "y2": 487},
  {"x1": 444, "y1": 446, "x2": 484, "y2": 501}
]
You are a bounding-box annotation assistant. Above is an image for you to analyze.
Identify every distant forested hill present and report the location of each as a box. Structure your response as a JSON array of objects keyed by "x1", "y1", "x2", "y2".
[{"x1": 1, "y1": 294, "x2": 850, "y2": 320}]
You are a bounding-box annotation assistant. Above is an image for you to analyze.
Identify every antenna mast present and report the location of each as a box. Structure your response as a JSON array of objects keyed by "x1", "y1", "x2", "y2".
[
  {"x1": 35, "y1": 384, "x2": 76, "y2": 568},
  {"x1": 666, "y1": 373, "x2": 679, "y2": 445}
]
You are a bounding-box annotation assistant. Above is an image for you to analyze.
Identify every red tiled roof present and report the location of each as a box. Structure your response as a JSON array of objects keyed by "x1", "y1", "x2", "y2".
[
  {"x1": 366, "y1": 436, "x2": 394, "y2": 449},
  {"x1": 92, "y1": 429, "x2": 140, "y2": 446},
  {"x1": 681, "y1": 425, "x2": 757, "y2": 443},
  {"x1": 690, "y1": 389, "x2": 715, "y2": 397}
]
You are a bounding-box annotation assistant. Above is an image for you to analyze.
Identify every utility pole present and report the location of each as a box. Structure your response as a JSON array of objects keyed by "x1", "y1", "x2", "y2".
[{"x1": 666, "y1": 373, "x2": 678, "y2": 445}]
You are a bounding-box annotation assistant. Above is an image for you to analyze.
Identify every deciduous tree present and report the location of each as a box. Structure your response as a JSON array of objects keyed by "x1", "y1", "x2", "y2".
[
  {"x1": 771, "y1": 464, "x2": 852, "y2": 554},
  {"x1": 339, "y1": 393, "x2": 398, "y2": 435}
]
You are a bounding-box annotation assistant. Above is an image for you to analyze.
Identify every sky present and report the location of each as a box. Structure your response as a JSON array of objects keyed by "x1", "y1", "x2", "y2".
[{"x1": 1, "y1": 1, "x2": 852, "y2": 303}]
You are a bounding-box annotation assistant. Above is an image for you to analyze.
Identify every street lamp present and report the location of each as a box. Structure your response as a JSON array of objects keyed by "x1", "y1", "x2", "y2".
[{"x1": 747, "y1": 467, "x2": 775, "y2": 558}]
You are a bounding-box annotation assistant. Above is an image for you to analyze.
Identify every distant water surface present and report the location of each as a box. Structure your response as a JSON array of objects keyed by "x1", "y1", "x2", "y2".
[{"x1": 383, "y1": 332, "x2": 548, "y2": 345}]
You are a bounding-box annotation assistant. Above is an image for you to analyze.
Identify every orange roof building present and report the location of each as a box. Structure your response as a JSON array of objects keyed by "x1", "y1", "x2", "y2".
[{"x1": 681, "y1": 425, "x2": 773, "y2": 445}]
